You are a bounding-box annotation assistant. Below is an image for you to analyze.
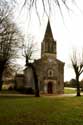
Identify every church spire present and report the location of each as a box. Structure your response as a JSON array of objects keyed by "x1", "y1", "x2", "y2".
[
  {"x1": 41, "y1": 20, "x2": 57, "y2": 58},
  {"x1": 45, "y1": 21, "x2": 53, "y2": 39}
]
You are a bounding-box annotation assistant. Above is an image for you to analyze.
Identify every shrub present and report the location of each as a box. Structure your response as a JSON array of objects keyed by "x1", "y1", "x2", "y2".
[{"x1": 16, "y1": 87, "x2": 34, "y2": 94}]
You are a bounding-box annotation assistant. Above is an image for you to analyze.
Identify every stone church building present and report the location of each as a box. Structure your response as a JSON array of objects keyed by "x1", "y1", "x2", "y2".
[{"x1": 16, "y1": 21, "x2": 64, "y2": 94}]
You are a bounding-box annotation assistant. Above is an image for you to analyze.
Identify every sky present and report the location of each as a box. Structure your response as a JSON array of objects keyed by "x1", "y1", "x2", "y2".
[{"x1": 13, "y1": 0, "x2": 83, "y2": 81}]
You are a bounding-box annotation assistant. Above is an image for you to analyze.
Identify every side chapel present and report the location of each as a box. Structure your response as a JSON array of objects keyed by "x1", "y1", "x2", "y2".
[{"x1": 16, "y1": 21, "x2": 65, "y2": 94}]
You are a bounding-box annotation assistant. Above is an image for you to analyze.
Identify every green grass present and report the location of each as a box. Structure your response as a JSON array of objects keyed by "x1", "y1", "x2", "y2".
[
  {"x1": 0, "y1": 96, "x2": 83, "y2": 125},
  {"x1": 64, "y1": 87, "x2": 76, "y2": 94},
  {"x1": 0, "y1": 90, "x2": 19, "y2": 94}
]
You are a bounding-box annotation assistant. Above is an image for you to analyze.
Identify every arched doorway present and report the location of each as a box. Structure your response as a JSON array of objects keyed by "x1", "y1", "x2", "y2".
[{"x1": 47, "y1": 82, "x2": 53, "y2": 94}]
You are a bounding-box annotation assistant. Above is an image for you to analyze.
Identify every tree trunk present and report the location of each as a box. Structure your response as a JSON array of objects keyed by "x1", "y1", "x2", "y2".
[
  {"x1": 29, "y1": 63, "x2": 40, "y2": 97},
  {"x1": 0, "y1": 73, "x2": 3, "y2": 91},
  {"x1": 76, "y1": 75, "x2": 81, "y2": 96},
  {"x1": 0, "y1": 80, "x2": 3, "y2": 91},
  {"x1": 0, "y1": 65, "x2": 4, "y2": 91}
]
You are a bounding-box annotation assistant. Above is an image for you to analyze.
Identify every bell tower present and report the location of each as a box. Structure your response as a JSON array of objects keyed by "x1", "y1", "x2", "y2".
[{"x1": 41, "y1": 21, "x2": 57, "y2": 58}]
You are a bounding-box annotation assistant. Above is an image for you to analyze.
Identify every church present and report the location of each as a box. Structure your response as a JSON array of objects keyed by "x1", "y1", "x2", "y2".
[{"x1": 15, "y1": 21, "x2": 65, "y2": 94}]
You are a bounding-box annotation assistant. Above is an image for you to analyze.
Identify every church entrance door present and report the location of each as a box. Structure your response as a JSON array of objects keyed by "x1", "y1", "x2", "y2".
[{"x1": 47, "y1": 82, "x2": 53, "y2": 94}]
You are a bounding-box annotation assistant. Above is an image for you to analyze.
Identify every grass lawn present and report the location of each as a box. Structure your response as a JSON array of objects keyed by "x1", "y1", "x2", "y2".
[
  {"x1": 0, "y1": 90, "x2": 19, "y2": 94},
  {"x1": 0, "y1": 96, "x2": 83, "y2": 125},
  {"x1": 64, "y1": 87, "x2": 76, "y2": 94}
]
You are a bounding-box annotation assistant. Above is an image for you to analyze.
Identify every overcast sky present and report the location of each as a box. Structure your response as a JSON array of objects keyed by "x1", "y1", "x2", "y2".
[{"x1": 13, "y1": 0, "x2": 83, "y2": 81}]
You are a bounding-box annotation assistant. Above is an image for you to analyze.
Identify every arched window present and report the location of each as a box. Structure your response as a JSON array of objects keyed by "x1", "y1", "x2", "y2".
[
  {"x1": 48, "y1": 69, "x2": 54, "y2": 78},
  {"x1": 58, "y1": 81, "x2": 60, "y2": 86}
]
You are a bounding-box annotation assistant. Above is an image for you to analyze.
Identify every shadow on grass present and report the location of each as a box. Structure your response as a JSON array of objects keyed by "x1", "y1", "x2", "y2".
[{"x1": 0, "y1": 95, "x2": 35, "y2": 99}]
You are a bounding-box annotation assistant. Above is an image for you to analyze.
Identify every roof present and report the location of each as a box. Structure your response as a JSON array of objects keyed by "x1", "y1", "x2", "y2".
[
  {"x1": 34, "y1": 57, "x2": 65, "y2": 66},
  {"x1": 56, "y1": 59, "x2": 65, "y2": 65},
  {"x1": 44, "y1": 20, "x2": 53, "y2": 39}
]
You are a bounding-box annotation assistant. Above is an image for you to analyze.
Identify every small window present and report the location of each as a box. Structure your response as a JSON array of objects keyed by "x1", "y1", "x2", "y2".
[
  {"x1": 48, "y1": 69, "x2": 53, "y2": 77},
  {"x1": 58, "y1": 81, "x2": 60, "y2": 85}
]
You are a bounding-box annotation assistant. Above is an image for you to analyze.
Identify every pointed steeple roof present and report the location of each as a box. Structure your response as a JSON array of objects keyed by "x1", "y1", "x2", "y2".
[
  {"x1": 41, "y1": 20, "x2": 56, "y2": 57},
  {"x1": 44, "y1": 20, "x2": 53, "y2": 39}
]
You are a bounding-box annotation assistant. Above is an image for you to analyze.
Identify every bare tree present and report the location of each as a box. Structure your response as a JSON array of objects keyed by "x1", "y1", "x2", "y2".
[
  {"x1": 22, "y1": 40, "x2": 40, "y2": 97},
  {"x1": 11, "y1": 0, "x2": 76, "y2": 15},
  {"x1": 13, "y1": 0, "x2": 75, "y2": 10},
  {"x1": 71, "y1": 49, "x2": 83, "y2": 96},
  {"x1": 0, "y1": 1, "x2": 23, "y2": 90}
]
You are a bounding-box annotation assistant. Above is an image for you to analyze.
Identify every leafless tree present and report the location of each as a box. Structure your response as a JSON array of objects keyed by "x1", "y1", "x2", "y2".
[
  {"x1": 71, "y1": 49, "x2": 83, "y2": 96},
  {"x1": 0, "y1": 1, "x2": 23, "y2": 90},
  {"x1": 22, "y1": 40, "x2": 40, "y2": 97},
  {"x1": 11, "y1": 0, "x2": 76, "y2": 16}
]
